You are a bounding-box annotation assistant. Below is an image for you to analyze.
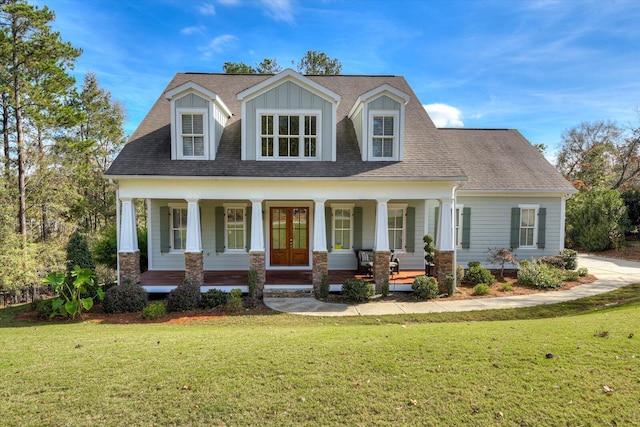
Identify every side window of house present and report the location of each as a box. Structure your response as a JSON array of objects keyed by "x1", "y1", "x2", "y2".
[
  {"x1": 455, "y1": 207, "x2": 462, "y2": 247},
  {"x1": 519, "y1": 207, "x2": 536, "y2": 247},
  {"x1": 171, "y1": 207, "x2": 188, "y2": 251},
  {"x1": 511, "y1": 205, "x2": 545, "y2": 249},
  {"x1": 181, "y1": 113, "x2": 204, "y2": 157},
  {"x1": 259, "y1": 113, "x2": 319, "y2": 159},
  {"x1": 388, "y1": 206, "x2": 405, "y2": 251},
  {"x1": 332, "y1": 206, "x2": 352, "y2": 251},
  {"x1": 225, "y1": 207, "x2": 246, "y2": 251}
]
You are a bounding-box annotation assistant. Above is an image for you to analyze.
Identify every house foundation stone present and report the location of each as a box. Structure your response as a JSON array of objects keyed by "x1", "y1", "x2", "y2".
[
  {"x1": 434, "y1": 250, "x2": 454, "y2": 294},
  {"x1": 312, "y1": 251, "x2": 328, "y2": 295},
  {"x1": 249, "y1": 251, "x2": 265, "y2": 297},
  {"x1": 373, "y1": 251, "x2": 390, "y2": 294},
  {"x1": 119, "y1": 251, "x2": 140, "y2": 284},
  {"x1": 184, "y1": 252, "x2": 204, "y2": 287}
]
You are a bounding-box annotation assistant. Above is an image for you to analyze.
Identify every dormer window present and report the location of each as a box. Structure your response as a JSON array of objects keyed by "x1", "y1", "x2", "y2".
[
  {"x1": 371, "y1": 112, "x2": 398, "y2": 159},
  {"x1": 257, "y1": 110, "x2": 321, "y2": 160},
  {"x1": 180, "y1": 112, "x2": 205, "y2": 157}
]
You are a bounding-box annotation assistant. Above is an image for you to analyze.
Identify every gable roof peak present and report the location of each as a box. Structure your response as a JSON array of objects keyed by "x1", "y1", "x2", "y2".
[
  {"x1": 236, "y1": 68, "x2": 341, "y2": 103},
  {"x1": 165, "y1": 80, "x2": 232, "y2": 118}
]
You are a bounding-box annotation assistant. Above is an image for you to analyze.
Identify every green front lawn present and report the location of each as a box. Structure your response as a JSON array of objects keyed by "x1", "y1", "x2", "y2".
[{"x1": 1, "y1": 287, "x2": 639, "y2": 426}]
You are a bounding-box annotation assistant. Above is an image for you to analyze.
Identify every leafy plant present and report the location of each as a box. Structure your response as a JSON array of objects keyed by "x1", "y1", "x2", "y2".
[
  {"x1": 486, "y1": 247, "x2": 517, "y2": 278},
  {"x1": 247, "y1": 269, "x2": 258, "y2": 298},
  {"x1": 317, "y1": 274, "x2": 331, "y2": 299},
  {"x1": 467, "y1": 261, "x2": 481, "y2": 269},
  {"x1": 472, "y1": 283, "x2": 491, "y2": 295},
  {"x1": 42, "y1": 266, "x2": 103, "y2": 318},
  {"x1": 559, "y1": 249, "x2": 578, "y2": 270},
  {"x1": 563, "y1": 270, "x2": 581, "y2": 282},
  {"x1": 465, "y1": 265, "x2": 496, "y2": 285},
  {"x1": 342, "y1": 278, "x2": 374, "y2": 303},
  {"x1": 423, "y1": 234, "x2": 435, "y2": 266},
  {"x1": 577, "y1": 267, "x2": 589, "y2": 277},
  {"x1": 200, "y1": 289, "x2": 228, "y2": 309},
  {"x1": 445, "y1": 274, "x2": 455, "y2": 297},
  {"x1": 166, "y1": 281, "x2": 201, "y2": 312},
  {"x1": 498, "y1": 282, "x2": 514, "y2": 292},
  {"x1": 140, "y1": 302, "x2": 166, "y2": 320},
  {"x1": 103, "y1": 281, "x2": 148, "y2": 314},
  {"x1": 456, "y1": 264, "x2": 465, "y2": 283},
  {"x1": 412, "y1": 276, "x2": 439, "y2": 300},
  {"x1": 517, "y1": 260, "x2": 564, "y2": 289},
  {"x1": 540, "y1": 256, "x2": 565, "y2": 269},
  {"x1": 225, "y1": 289, "x2": 243, "y2": 312},
  {"x1": 381, "y1": 279, "x2": 389, "y2": 298}
]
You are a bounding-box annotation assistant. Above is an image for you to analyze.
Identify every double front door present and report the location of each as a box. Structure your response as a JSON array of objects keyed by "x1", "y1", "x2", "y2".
[{"x1": 270, "y1": 207, "x2": 309, "y2": 266}]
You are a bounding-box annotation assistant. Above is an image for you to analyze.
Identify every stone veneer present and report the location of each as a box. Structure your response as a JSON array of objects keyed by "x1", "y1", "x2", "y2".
[
  {"x1": 249, "y1": 251, "x2": 266, "y2": 297},
  {"x1": 373, "y1": 251, "x2": 391, "y2": 294},
  {"x1": 434, "y1": 250, "x2": 454, "y2": 294},
  {"x1": 119, "y1": 251, "x2": 140, "y2": 284},
  {"x1": 184, "y1": 252, "x2": 204, "y2": 286},
  {"x1": 312, "y1": 251, "x2": 328, "y2": 294}
]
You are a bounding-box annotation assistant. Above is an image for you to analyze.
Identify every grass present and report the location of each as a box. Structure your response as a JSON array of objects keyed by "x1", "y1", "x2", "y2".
[{"x1": 1, "y1": 286, "x2": 639, "y2": 426}]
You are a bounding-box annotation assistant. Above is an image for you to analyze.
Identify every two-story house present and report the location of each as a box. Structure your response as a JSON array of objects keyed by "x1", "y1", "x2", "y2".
[{"x1": 105, "y1": 69, "x2": 576, "y2": 295}]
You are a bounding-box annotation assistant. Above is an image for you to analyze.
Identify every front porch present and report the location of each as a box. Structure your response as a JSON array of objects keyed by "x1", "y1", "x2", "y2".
[{"x1": 139, "y1": 269, "x2": 426, "y2": 293}]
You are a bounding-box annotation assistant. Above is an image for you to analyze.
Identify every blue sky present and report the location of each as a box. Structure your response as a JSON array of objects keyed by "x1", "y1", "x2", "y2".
[{"x1": 39, "y1": 0, "x2": 640, "y2": 161}]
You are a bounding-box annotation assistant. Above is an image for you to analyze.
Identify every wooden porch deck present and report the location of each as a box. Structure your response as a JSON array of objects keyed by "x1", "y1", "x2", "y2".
[{"x1": 139, "y1": 269, "x2": 425, "y2": 287}]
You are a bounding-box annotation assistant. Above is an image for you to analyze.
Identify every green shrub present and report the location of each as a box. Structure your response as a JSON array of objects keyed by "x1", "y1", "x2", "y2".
[
  {"x1": 563, "y1": 270, "x2": 581, "y2": 282},
  {"x1": 33, "y1": 299, "x2": 54, "y2": 319},
  {"x1": 225, "y1": 288, "x2": 243, "y2": 312},
  {"x1": 456, "y1": 264, "x2": 465, "y2": 283},
  {"x1": 560, "y1": 249, "x2": 578, "y2": 270},
  {"x1": 467, "y1": 261, "x2": 482, "y2": 269},
  {"x1": 540, "y1": 256, "x2": 565, "y2": 269},
  {"x1": 577, "y1": 267, "x2": 589, "y2": 277},
  {"x1": 317, "y1": 274, "x2": 330, "y2": 299},
  {"x1": 140, "y1": 302, "x2": 166, "y2": 320},
  {"x1": 517, "y1": 260, "x2": 564, "y2": 289},
  {"x1": 466, "y1": 265, "x2": 496, "y2": 285},
  {"x1": 342, "y1": 278, "x2": 374, "y2": 302},
  {"x1": 64, "y1": 232, "x2": 97, "y2": 299},
  {"x1": 200, "y1": 289, "x2": 228, "y2": 309},
  {"x1": 412, "y1": 276, "x2": 439, "y2": 300},
  {"x1": 472, "y1": 283, "x2": 491, "y2": 296},
  {"x1": 103, "y1": 281, "x2": 148, "y2": 314},
  {"x1": 498, "y1": 282, "x2": 514, "y2": 292},
  {"x1": 247, "y1": 269, "x2": 258, "y2": 298},
  {"x1": 445, "y1": 274, "x2": 455, "y2": 297},
  {"x1": 381, "y1": 279, "x2": 389, "y2": 298},
  {"x1": 166, "y1": 281, "x2": 201, "y2": 312}
]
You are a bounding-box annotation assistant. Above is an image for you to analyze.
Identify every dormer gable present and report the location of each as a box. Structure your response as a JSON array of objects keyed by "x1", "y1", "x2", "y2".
[
  {"x1": 165, "y1": 81, "x2": 231, "y2": 160},
  {"x1": 237, "y1": 69, "x2": 341, "y2": 161},
  {"x1": 348, "y1": 84, "x2": 410, "y2": 162}
]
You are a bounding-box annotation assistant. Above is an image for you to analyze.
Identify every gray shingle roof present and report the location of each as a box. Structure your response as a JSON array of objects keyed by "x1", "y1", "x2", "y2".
[{"x1": 105, "y1": 72, "x2": 574, "y2": 193}]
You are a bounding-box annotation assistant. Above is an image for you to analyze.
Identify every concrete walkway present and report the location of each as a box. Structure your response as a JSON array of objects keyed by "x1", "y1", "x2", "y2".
[{"x1": 263, "y1": 255, "x2": 640, "y2": 317}]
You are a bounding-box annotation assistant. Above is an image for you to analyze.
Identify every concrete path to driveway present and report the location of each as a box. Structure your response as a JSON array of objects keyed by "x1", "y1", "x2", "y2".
[{"x1": 263, "y1": 255, "x2": 640, "y2": 317}]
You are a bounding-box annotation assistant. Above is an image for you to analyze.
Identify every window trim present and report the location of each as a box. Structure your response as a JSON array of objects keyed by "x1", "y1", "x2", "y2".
[
  {"x1": 518, "y1": 204, "x2": 539, "y2": 249},
  {"x1": 368, "y1": 110, "x2": 400, "y2": 161},
  {"x1": 388, "y1": 203, "x2": 408, "y2": 253},
  {"x1": 455, "y1": 205, "x2": 463, "y2": 248},
  {"x1": 331, "y1": 203, "x2": 354, "y2": 253},
  {"x1": 168, "y1": 203, "x2": 188, "y2": 253},
  {"x1": 223, "y1": 203, "x2": 248, "y2": 253},
  {"x1": 176, "y1": 107, "x2": 208, "y2": 159},
  {"x1": 255, "y1": 109, "x2": 322, "y2": 161}
]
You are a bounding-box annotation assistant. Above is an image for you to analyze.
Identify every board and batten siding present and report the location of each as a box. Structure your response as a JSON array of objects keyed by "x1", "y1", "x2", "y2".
[
  {"x1": 443, "y1": 196, "x2": 564, "y2": 268},
  {"x1": 149, "y1": 199, "x2": 250, "y2": 271},
  {"x1": 174, "y1": 93, "x2": 227, "y2": 159},
  {"x1": 244, "y1": 81, "x2": 334, "y2": 160},
  {"x1": 369, "y1": 94, "x2": 401, "y2": 111}
]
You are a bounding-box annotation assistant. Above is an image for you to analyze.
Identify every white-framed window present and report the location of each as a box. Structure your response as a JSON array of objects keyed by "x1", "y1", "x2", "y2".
[
  {"x1": 332, "y1": 204, "x2": 354, "y2": 251},
  {"x1": 519, "y1": 205, "x2": 538, "y2": 248},
  {"x1": 257, "y1": 109, "x2": 321, "y2": 160},
  {"x1": 178, "y1": 108, "x2": 207, "y2": 159},
  {"x1": 388, "y1": 203, "x2": 407, "y2": 252},
  {"x1": 224, "y1": 204, "x2": 246, "y2": 252},
  {"x1": 169, "y1": 204, "x2": 188, "y2": 252},
  {"x1": 455, "y1": 205, "x2": 463, "y2": 248},
  {"x1": 369, "y1": 110, "x2": 399, "y2": 160}
]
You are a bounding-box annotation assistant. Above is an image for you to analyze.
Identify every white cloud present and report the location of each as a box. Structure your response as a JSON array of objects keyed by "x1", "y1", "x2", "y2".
[
  {"x1": 218, "y1": 0, "x2": 239, "y2": 4},
  {"x1": 423, "y1": 104, "x2": 464, "y2": 128},
  {"x1": 198, "y1": 3, "x2": 216, "y2": 15},
  {"x1": 181, "y1": 26, "x2": 205, "y2": 35},
  {"x1": 262, "y1": 0, "x2": 295, "y2": 24},
  {"x1": 199, "y1": 34, "x2": 237, "y2": 57}
]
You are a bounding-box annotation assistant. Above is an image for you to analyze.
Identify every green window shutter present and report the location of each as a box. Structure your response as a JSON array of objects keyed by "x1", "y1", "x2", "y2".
[
  {"x1": 537, "y1": 207, "x2": 546, "y2": 249},
  {"x1": 325, "y1": 206, "x2": 332, "y2": 252},
  {"x1": 433, "y1": 206, "x2": 439, "y2": 242},
  {"x1": 510, "y1": 207, "x2": 521, "y2": 249},
  {"x1": 405, "y1": 206, "x2": 416, "y2": 252},
  {"x1": 215, "y1": 206, "x2": 225, "y2": 253},
  {"x1": 461, "y1": 207, "x2": 471, "y2": 249},
  {"x1": 246, "y1": 207, "x2": 252, "y2": 251},
  {"x1": 353, "y1": 207, "x2": 363, "y2": 250},
  {"x1": 160, "y1": 206, "x2": 170, "y2": 253}
]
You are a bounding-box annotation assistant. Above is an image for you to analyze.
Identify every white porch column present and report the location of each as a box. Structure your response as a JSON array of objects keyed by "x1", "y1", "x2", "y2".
[
  {"x1": 436, "y1": 198, "x2": 455, "y2": 251},
  {"x1": 185, "y1": 199, "x2": 202, "y2": 253},
  {"x1": 313, "y1": 199, "x2": 327, "y2": 252},
  {"x1": 374, "y1": 198, "x2": 390, "y2": 251},
  {"x1": 250, "y1": 199, "x2": 265, "y2": 251},
  {"x1": 119, "y1": 198, "x2": 138, "y2": 252}
]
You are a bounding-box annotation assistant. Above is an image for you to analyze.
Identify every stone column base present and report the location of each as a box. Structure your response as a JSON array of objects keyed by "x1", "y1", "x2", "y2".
[
  {"x1": 249, "y1": 251, "x2": 266, "y2": 297},
  {"x1": 373, "y1": 251, "x2": 391, "y2": 294},
  {"x1": 119, "y1": 251, "x2": 140, "y2": 285},
  {"x1": 434, "y1": 250, "x2": 454, "y2": 294},
  {"x1": 312, "y1": 251, "x2": 329, "y2": 294},
  {"x1": 185, "y1": 252, "x2": 204, "y2": 287}
]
